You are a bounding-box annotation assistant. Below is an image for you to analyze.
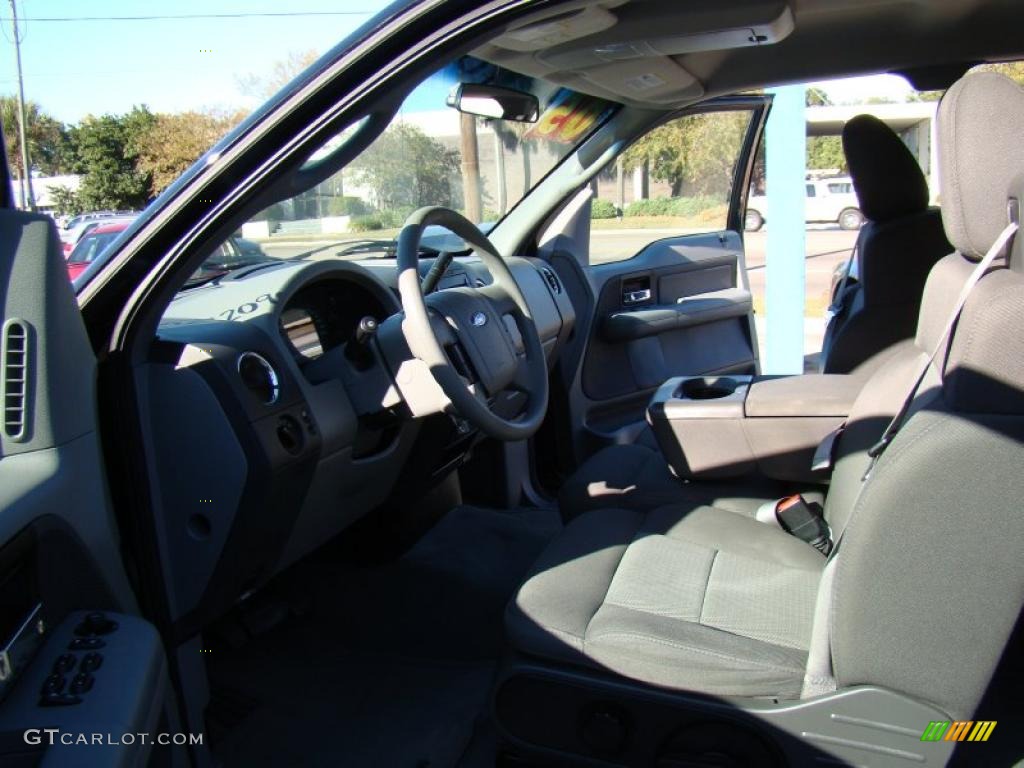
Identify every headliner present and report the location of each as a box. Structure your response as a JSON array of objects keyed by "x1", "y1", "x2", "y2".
[{"x1": 473, "y1": 0, "x2": 1024, "y2": 109}]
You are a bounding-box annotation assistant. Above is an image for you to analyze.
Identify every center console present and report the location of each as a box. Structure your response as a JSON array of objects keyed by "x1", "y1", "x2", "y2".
[{"x1": 648, "y1": 374, "x2": 862, "y2": 483}]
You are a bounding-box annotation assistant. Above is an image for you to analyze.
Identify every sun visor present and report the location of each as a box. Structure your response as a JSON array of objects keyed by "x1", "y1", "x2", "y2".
[
  {"x1": 493, "y1": 5, "x2": 624, "y2": 53},
  {"x1": 568, "y1": 57, "x2": 703, "y2": 104},
  {"x1": 538, "y1": 1, "x2": 792, "y2": 71}
]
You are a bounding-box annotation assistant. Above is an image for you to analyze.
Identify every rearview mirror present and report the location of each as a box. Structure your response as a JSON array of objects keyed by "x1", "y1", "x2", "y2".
[{"x1": 446, "y1": 83, "x2": 539, "y2": 122}]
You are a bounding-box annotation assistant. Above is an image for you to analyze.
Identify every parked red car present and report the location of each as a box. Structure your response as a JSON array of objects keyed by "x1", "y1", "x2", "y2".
[
  {"x1": 65, "y1": 220, "x2": 131, "y2": 280},
  {"x1": 66, "y1": 219, "x2": 277, "y2": 282}
]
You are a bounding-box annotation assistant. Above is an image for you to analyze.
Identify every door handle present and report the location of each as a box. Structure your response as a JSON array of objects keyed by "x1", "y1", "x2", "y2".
[{"x1": 623, "y1": 288, "x2": 651, "y2": 305}]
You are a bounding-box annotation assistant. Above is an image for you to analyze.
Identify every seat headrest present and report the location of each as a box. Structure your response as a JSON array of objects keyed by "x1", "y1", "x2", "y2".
[
  {"x1": 937, "y1": 72, "x2": 1024, "y2": 261},
  {"x1": 842, "y1": 114, "x2": 929, "y2": 222}
]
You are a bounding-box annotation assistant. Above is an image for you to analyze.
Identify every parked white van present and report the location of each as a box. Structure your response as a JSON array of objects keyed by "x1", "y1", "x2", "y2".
[{"x1": 745, "y1": 176, "x2": 863, "y2": 231}]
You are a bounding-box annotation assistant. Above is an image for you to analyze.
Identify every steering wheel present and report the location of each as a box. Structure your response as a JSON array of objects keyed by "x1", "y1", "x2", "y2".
[{"x1": 395, "y1": 206, "x2": 548, "y2": 441}]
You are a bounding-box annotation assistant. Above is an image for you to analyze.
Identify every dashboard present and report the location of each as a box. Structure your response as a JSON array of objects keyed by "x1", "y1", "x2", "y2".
[
  {"x1": 279, "y1": 280, "x2": 390, "y2": 361},
  {"x1": 147, "y1": 253, "x2": 576, "y2": 636}
]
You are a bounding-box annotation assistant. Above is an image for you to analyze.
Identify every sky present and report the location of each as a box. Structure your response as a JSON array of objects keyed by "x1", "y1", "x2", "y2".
[
  {"x1": 0, "y1": 0, "x2": 914, "y2": 125},
  {"x1": 0, "y1": 0, "x2": 381, "y2": 122}
]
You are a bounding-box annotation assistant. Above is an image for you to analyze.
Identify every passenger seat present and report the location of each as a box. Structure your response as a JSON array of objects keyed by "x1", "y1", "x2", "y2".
[
  {"x1": 820, "y1": 114, "x2": 952, "y2": 376},
  {"x1": 506, "y1": 73, "x2": 1024, "y2": 740},
  {"x1": 560, "y1": 116, "x2": 951, "y2": 520}
]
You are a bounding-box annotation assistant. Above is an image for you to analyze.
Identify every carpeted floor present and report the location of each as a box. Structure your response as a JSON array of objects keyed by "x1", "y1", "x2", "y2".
[{"x1": 206, "y1": 505, "x2": 561, "y2": 767}]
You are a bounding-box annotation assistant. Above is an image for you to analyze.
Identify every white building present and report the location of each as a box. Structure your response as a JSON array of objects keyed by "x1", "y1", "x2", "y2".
[{"x1": 26, "y1": 174, "x2": 82, "y2": 215}]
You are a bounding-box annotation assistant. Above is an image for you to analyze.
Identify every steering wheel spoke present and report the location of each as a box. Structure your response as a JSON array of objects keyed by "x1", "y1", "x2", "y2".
[{"x1": 508, "y1": 353, "x2": 534, "y2": 395}]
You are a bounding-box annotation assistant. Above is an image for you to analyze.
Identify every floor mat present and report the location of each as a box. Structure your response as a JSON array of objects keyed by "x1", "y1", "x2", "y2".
[
  {"x1": 208, "y1": 505, "x2": 561, "y2": 767},
  {"x1": 314, "y1": 505, "x2": 561, "y2": 660}
]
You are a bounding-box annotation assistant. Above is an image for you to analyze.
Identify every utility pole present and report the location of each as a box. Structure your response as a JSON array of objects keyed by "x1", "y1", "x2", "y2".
[
  {"x1": 459, "y1": 112, "x2": 482, "y2": 223},
  {"x1": 9, "y1": 0, "x2": 35, "y2": 210},
  {"x1": 493, "y1": 128, "x2": 506, "y2": 216}
]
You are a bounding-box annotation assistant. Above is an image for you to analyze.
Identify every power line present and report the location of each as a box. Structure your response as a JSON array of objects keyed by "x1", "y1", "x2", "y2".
[{"x1": 0, "y1": 11, "x2": 377, "y2": 23}]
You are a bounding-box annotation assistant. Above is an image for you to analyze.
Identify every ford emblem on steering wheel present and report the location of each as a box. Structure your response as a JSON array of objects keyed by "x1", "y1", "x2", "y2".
[{"x1": 471, "y1": 311, "x2": 488, "y2": 327}]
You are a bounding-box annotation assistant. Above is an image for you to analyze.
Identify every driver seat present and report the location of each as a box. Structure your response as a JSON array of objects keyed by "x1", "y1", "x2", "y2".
[{"x1": 505, "y1": 72, "x2": 1024, "y2": 723}]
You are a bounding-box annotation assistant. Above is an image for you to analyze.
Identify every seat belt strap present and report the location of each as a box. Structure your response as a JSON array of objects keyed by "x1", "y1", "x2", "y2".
[
  {"x1": 861, "y1": 220, "x2": 1019, "y2": 481},
  {"x1": 810, "y1": 422, "x2": 844, "y2": 473},
  {"x1": 826, "y1": 231, "x2": 863, "y2": 318}
]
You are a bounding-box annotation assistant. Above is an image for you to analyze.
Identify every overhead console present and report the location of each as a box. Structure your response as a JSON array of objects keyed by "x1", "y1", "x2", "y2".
[
  {"x1": 477, "y1": 0, "x2": 794, "y2": 105},
  {"x1": 648, "y1": 373, "x2": 861, "y2": 484}
]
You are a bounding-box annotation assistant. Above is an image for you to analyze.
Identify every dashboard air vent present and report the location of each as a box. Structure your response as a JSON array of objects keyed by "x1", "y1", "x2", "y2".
[
  {"x1": 2, "y1": 320, "x2": 29, "y2": 440},
  {"x1": 237, "y1": 352, "x2": 280, "y2": 405},
  {"x1": 540, "y1": 266, "x2": 562, "y2": 294}
]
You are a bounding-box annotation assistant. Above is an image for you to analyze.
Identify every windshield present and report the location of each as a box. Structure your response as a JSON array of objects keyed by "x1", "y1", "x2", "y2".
[{"x1": 202, "y1": 58, "x2": 616, "y2": 272}]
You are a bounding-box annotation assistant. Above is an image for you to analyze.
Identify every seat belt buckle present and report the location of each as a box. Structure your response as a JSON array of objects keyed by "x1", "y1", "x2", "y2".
[
  {"x1": 811, "y1": 423, "x2": 844, "y2": 473},
  {"x1": 775, "y1": 494, "x2": 832, "y2": 556}
]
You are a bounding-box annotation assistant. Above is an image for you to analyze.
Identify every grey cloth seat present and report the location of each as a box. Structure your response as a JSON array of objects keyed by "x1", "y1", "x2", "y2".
[
  {"x1": 558, "y1": 115, "x2": 950, "y2": 522},
  {"x1": 509, "y1": 72, "x2": 1024, "y2": 716},
  {"x1": 506, "y1": 503, "x2": 825, "y2": 698},
  {"x1": 820, "y1": 114, "x2": 952, "y2": 376}
]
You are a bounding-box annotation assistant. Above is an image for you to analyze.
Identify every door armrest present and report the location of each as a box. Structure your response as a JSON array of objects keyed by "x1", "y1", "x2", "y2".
[{"x1": 602, "y1": 288, "x2": 752, "y2": 342}]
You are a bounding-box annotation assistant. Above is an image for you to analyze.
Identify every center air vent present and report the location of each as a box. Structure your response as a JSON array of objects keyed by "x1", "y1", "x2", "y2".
[
  {"x1": 540, "y1": 266, "x2": 562, "y2": 294},
  {"x1": 237, "y1": 352, "x2": 280, "y2": 405}
]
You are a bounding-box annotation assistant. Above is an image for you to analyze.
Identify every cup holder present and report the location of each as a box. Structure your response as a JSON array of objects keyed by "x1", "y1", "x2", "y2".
[{"x1": 679, "y1": 376, "x2": 739, "y2": 400}]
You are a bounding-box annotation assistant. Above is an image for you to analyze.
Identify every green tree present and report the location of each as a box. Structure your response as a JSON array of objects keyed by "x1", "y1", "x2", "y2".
[
  {"x1": 136, "y1": 110, "x2": 242, "y2": 196},
  {"x1": 46, "y1": 185, "x2": 83, "y2": 216},
  {"x1": 806, "y1": 135, "x2": 847, "y2": 171},
  {"x1": 349, "y1": 122, "x2": 460, "y2": 210},
  {"x1": 806, "y1": 87, "x2": 832, "y2": 107},
  {"x1": 623, "y1": 111, "x2": 749, "y2": 196},
  {"x1": 0, "y1": 96, "x2": 71, "y2": 178},
  {"x1": 978, "y1": 60, "x2": 1024, "y2": 84},
  {"x1": 70, "y1": 106, "x2": 157, "y2": 211}
]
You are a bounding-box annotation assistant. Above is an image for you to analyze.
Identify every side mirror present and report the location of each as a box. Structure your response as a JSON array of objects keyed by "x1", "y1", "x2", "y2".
[{"x1": 446, "y1": 83, "x2": 539, "y2": 123}]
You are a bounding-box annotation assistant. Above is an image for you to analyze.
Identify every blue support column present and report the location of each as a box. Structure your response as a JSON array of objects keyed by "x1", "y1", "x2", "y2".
[{"x1": 763, "y1": 85, "x2": 807, "y2": 375}]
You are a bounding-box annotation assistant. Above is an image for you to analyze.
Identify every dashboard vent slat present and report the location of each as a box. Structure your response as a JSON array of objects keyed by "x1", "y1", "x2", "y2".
[
  {"x1": 2, "y1": 320, "x2": 30, "y2": 441},
  {"x1": 540, "y1": 266, "x2": 562, "y2": 294}
]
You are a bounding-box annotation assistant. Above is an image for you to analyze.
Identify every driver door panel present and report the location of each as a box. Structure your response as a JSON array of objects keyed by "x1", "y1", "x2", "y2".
[{"x1": 0, "y1": 209, "x2": 173, "y2": 766}]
